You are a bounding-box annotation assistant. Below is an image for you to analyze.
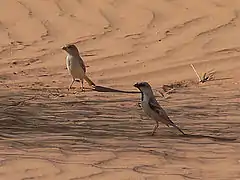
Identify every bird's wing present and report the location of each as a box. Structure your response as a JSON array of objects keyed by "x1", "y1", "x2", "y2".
[
  {"x1": 78, "y1": 56, "x2": 86, "y2": 73},
  {"x1": 148, "y1": 97, "x2": 175, "y2": 126},
  {"x1": 148, "y1": 97, "x2": 185, "y2": 135}
]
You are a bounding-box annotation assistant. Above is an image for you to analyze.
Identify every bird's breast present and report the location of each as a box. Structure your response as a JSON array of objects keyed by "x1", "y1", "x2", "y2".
[
  {"x1": 141, "y1": 99, "x2": 160, "y2": 121},
  {"x1": 66, "y1": 55, "x2": 79, "y2": 66},
  {"x1": 141, "y1": 100, "x2": 152, "y2": 116},
  {"x1": 66, "y1": 56, "x2": 85, "y2": 78}
]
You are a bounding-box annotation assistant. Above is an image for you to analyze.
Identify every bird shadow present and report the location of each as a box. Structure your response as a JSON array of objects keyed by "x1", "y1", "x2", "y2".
[
  {"x1": 177, "y1": 133, "x2": 238, "y2": 142},
  {"x1": 92, "y1": 85, "x2": 140, "y2": 94}
]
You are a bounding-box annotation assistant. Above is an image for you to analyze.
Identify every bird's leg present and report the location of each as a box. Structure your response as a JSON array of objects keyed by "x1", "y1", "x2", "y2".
[
  {"x1": 151, "y1": 121, "x2": 159, "y2": 136},
  {"x1": 68, "y1": 79, "x2": 75, "y2": 91},
  {"x1": 81, "y1": 79, "x2": 85, "y2": 92}
]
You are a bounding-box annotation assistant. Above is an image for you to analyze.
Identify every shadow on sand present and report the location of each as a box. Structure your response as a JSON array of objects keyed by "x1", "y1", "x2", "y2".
[
  {"x1": 177, "y1": 133, "x2": 237, "y2": 142},
  {"x1": 92, "y1": 85, "x2": 140, "y2": 94},
  {"x1": 0, "y1": 85, "x2": 239, "y2": 151}
]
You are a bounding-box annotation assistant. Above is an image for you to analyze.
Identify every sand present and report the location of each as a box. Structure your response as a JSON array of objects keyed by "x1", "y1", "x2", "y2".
[{"x1": 0, "y1": 0, "x2": 240, "y2": 179}]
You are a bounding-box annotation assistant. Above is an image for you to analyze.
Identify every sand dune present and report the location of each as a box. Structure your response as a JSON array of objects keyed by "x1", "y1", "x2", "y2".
[{"x1": 0, "y1": 0, "x2": 240, "y2": 179}]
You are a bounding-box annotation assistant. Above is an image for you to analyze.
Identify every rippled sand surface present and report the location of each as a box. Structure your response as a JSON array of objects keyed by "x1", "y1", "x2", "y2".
[{"x1": 0, "y1": 1, "x2": 240, "y2": 179}]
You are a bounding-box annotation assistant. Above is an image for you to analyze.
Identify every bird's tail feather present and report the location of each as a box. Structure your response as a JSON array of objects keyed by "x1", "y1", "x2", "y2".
[
  {"x1": 172, "y1": 123, "x2": 185, "y2": 135},
  {"x1": 84, "y1": 75, "x2": 95, "y2": 86}
]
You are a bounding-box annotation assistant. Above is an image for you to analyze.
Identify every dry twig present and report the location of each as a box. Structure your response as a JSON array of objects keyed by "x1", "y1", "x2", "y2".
[{"x1": 190, "y1": 64, "x2": 215, "y2": 83}]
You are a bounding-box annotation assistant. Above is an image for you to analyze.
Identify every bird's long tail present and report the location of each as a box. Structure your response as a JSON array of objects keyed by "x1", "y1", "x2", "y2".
[
  {"x1": 84, "y1": 75, "x2": 95, "y2": 86},
  {"x1": 172, "y1": 123, "x2": 185, "y2": 135}
]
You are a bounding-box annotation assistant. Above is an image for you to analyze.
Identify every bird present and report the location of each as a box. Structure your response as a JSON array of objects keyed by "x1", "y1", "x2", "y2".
[
  {"x1": 134, "y1": 82, "x2": 185, "y2": 136},
  {"x1": 62, "y1": 44, "x2": 95, "y2": 91}
]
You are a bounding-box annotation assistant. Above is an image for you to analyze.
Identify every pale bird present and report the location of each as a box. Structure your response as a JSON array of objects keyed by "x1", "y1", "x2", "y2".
[
  {"x1": 62, "y1": 44, "x2": 95, "y2": 91},
  {"x1": 134, "y1": 82, "x2": 185, "y2": 136}
]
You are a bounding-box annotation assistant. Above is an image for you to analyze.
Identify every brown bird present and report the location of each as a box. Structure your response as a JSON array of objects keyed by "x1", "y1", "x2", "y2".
[
  {"x1": 62, "y1": 44, "x2": 95, "y2": 91},
  {"x1": 134, "y1": 82, "x2": 185, "y2": 136}
]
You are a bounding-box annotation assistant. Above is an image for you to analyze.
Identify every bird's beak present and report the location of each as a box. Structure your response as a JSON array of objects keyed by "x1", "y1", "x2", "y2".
[
  {"x1": 133, "y1": 83, "x2": 139, "y2": 88},
  {"x1": 61, "y1": 46, "x2": 67, "y2": 50}
]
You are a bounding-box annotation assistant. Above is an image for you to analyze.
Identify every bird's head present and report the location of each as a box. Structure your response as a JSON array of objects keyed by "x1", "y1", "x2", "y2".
[
  {"x1": 134, "y1": 82, "x2": 153, "y2": 94},
  {"x1": 62, "y1": 44, "x2": 79, "y2": 55}
]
